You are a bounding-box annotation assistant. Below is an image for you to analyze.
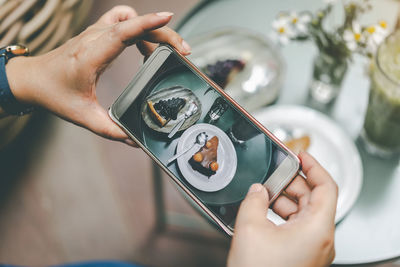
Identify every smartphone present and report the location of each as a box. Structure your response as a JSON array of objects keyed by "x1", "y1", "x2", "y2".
[{"x1": 109, "y1": 44, "x2": 300, "y2": 236}]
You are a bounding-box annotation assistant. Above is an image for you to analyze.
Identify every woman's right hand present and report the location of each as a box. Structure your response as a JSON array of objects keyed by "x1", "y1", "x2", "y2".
[{"x1": 228, "y1": 152, "x2": 338, "y2": 267}]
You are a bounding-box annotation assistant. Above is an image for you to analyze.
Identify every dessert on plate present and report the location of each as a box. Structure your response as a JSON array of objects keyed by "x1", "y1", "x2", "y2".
[
  {"x1": 189, "y1": 136, "x2": 219, "y2": 177},
  {"x1": 284, "y1": 135, "x2": 311, "y2": 154},
  {"x1": 204, "y1": 59, "x2": 245, "y2": 88},
  {"x1": 147, "y1": 97, "x2": 186, "y2": 127}
]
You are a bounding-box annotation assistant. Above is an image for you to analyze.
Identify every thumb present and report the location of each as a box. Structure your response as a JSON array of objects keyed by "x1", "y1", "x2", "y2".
[
  {"x1": 82, "y1": 104, "x2": 137, "y2": 146},
  {"x1": 235, "y1": 184, "x2": 273, "y2": 228}
]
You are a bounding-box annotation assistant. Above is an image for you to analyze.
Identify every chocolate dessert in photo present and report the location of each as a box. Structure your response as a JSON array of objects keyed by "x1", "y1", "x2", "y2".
[
  {"x1": 189, "y1": 136, "x2": 219, "y2": 177},
  {"x1": 147, "y1": 97, "x2": 186, "y2": 127},
  {"x1": 204, "y1": 59, "x2": 245, "y2": 88}
]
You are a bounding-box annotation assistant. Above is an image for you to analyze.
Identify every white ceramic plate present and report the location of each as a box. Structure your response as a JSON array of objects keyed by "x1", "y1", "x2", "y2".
[
  {"x1": 255, "y1": 105, "x2": 363, "y2": 223},
  {"x1": 176, "y1": 123, "x2": 237, "y2": 192},
  {"x1": 187, "y1": 27, "x2": 285, "y2": 111}
]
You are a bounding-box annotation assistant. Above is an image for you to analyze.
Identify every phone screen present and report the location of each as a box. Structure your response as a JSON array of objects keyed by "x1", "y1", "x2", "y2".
[{"x1": 118, "y1": 49, "x2": 289, "y2": 228}]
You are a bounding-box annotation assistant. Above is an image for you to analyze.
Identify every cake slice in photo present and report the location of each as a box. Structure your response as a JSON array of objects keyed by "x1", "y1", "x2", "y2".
[
  {"x1": 189, "y1": 136, "x2": 219, "y2": 177},
  {"x1": 147, "y1": 97, "x2": 186, "y2": 127},
  {"x1": 204, "y1": 59, "x2": 245, "y2": 88}
]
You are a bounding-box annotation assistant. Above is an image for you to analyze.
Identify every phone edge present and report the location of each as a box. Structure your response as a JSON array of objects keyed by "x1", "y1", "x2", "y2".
[
  {"x1": 165, "y1": 44, "x2": 300, "y2": 199},
  {"x1": 109, "y1": 44, "x2": 300, "y2": 235},
  {"x1": 109, "y1": 108, "x2": 234, "y2": 236}
]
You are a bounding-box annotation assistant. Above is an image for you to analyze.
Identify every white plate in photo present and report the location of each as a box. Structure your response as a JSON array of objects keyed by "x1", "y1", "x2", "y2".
[
  {"x1": 255, "y1": 105, "x2": 363, "y2": 223},
  {"x1": 176, "y1": 123, "x2": 237, "y2": 192}
]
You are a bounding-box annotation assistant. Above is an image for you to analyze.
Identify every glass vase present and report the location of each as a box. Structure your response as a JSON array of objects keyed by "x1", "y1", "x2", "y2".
[{"x1": 308, "y1": 51, "x2": 348, "y2": 105}]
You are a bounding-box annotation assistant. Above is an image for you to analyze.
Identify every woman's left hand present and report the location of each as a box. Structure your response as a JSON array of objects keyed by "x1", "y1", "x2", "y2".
[{"x1": 5, "y1": 6, "x2": 191, "y2": 145}]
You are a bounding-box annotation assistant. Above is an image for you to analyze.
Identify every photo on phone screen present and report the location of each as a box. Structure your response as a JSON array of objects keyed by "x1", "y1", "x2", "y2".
[{"x1": 116, "y1": 48, "x2": 292, "y2": 229}]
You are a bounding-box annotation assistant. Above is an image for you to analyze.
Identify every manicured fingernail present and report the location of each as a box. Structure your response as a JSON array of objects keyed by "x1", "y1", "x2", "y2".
[
  {"x1": 181, "y1": 39, "x2": 191, "y2": 53},
  {"x1": 248, "y1": 184, "x2": 263, "y2": 194},
  {"x1": 124, "y1": 138, "x2": 137, "y2": 147},
  {"x1": 156, "y1": 12, "x2": 174, "y2": 17}
]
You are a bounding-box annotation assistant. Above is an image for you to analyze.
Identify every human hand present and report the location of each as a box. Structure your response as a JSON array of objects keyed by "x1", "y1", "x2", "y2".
[
  {"x1": 227, "y1": 152, "x2": 338, "y2": 267},
  {"x1": 5, "y1": 6, "x2": 191, "y2": 145}
]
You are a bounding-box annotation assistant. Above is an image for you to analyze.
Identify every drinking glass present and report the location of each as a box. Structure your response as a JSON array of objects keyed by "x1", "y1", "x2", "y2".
[
  {"x1": 361, "y1": 31, "x2": 400, "y2": 157},
  {"x1": 203, "y1": 97, "x2": 229, "y2": 124},
  {"x1": 227, "y1": 117, "x2": 261, "y2": 145}
]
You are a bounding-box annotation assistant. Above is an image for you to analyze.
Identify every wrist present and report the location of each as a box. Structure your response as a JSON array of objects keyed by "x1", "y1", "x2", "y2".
[{"x1": 5, "y1": 56, "x2": 35, "y2": 105}]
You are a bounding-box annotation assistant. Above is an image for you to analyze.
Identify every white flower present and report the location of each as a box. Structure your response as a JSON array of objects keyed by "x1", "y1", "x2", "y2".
[
  {"x1": 343, "y1": 22, "x2": 363, "y2": 51},
  {"x1": 377, "y1": 20, "x2": 389, "y2": 36},
  {"x1": 288, "y1": 12, "x2": 311, "y2": 34},
  {"x1": 271, "y1": 16, "x2": 295, "y2": 45},
  {"x1": 323, "y1": 0, "x2": 338, "y2": 5},
  {"x1": 364, "y1": 22, "x2": 389, "y2": 54}
]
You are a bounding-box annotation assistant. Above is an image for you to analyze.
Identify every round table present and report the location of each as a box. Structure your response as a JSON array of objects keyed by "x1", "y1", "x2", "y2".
[{"x1": 176, "y1": 0, "x2": 400, "y2": 265}]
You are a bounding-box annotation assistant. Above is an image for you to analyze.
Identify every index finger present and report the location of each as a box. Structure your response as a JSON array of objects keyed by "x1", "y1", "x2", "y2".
[
  {"x1": 96, "y1": 5, "x2": 138, "y2": 25},
  {"x1": 300, "y1": 152, "x2": 335, "y2": 189},
  {"x1": 109, "y1": 13, "x2": 191, "y2": 55},
  {"x1": 299, "y1": 152, "x2": 338, "y2": 220},
  {"x1": 89, "y1": 13, "x2": 175, "y2": 67},
  {"x1": 142, "y1": 26, "x2": 192, "y2": 55}
]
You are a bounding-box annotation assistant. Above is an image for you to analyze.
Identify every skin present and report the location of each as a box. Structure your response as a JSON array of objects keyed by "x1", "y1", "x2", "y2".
[
  {"x1": 1, "y1": 6, "x2": 338, "y2": 266},
  {"x1": 3, "y1": 6, "x2": 191, "y2": 146},
  {"x1": 228, "y1": 152, "x2": 338, "y2": 267}
]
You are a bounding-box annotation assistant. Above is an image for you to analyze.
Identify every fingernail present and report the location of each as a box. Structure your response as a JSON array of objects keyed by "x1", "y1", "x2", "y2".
[
  {"x1": 248, "y1": 184, "x2": 263, "y2": 194},
  {"x1": 156, "y1": 12, "x2": 174, "y2": 17},
  {"x1": 124, "y1": 138, "x2": 137, "y2": 147},
  {"x1": 181, "y1": 39, "x2": 191, "y2": 53}
]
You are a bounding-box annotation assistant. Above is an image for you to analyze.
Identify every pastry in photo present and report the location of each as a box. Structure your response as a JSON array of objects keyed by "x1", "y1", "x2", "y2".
[
  {"x1": 147, "y1": 97, "x2": 186, "y2": 127},
  {"x1": 189, "y1": 136, "x2": 219, "y2": 177}
]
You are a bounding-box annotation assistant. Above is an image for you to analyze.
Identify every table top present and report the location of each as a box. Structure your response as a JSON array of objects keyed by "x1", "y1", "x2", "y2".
[{"x1": 177, "y1": 0, "x2": 400, "y2": 264}]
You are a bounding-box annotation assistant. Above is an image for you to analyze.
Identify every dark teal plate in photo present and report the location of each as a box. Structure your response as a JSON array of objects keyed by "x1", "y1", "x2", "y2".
[
  {"x1": 140, "y1": 66, "x2": 272, "y2": 205},
  {"x1": 193, "y1": 135, "x2": 272, "y2": 205}
]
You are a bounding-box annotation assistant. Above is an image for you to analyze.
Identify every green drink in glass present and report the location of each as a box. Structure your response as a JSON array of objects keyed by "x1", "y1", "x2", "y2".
[{"x1": 362, "y1": 31, "x2": 400, "y2": 157}]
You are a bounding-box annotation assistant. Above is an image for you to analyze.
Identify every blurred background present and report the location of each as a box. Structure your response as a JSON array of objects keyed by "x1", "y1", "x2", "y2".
[
  {"x1": 0, "y1": 0, "x2": 231, "y2": 266},
  {"x1": 0, "y1": 0, "x2": 399, "y2": 266}
]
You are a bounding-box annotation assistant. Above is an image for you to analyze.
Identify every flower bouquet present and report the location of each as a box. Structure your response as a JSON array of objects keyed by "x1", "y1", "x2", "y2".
[{"x1": 271, "y1": 0, "x2": 389, "y2": 104}]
